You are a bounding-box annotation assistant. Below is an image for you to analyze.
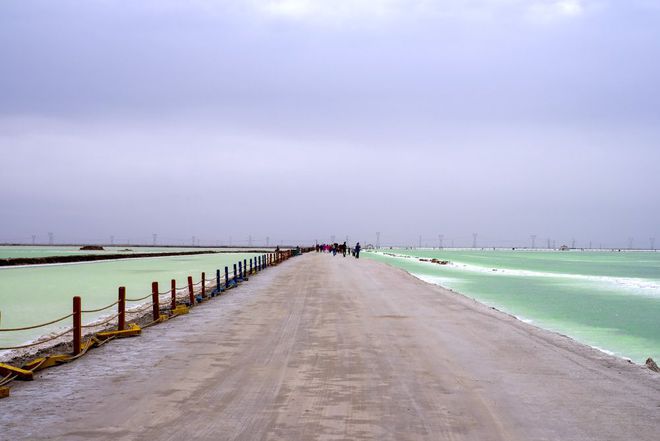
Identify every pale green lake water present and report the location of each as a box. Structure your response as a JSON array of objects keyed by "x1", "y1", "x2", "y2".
[
  {"x1": 365, "y1": 249, "x2": 660, "y2": 364},
  {"x1": 0, "y1": 251, "x2": 261, "y2": 350},
  {"x1": 0, "y1": 245, "x2": 218, "y2": 259}
]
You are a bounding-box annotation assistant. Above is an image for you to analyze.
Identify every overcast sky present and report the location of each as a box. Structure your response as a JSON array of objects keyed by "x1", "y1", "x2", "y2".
[{"x1": 1, "y1": 0, "x2": 659, "y2": 248}]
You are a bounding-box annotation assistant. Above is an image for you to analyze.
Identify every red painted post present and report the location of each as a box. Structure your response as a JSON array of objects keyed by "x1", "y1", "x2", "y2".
[
  {"x1": 187, "y1": 276, "x2": 194, "y2": 305},
  {"x1": 151, "y1": 282, "x2": 159, "y2": 322},
  {"x1": 171, "y1": 279, "x2": 176, "y2": 310},
  {"x1": 73, "y1": 296, "x2": 81, "y2": 355},
  {"x1": 201, "y1": 272, "x2": 206, "y2": 298},
  {"x1": 118, "y1": 286, "x2": 126, "y2": 331}
]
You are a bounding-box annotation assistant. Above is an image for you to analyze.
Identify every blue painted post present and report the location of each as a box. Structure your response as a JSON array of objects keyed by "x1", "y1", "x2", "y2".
[
  {"x1": 216, "y1": 269, "x2": 221, "y2": 295},
  {"x1": 225, "y1": 266, "x2": 229, "y2": 288}
]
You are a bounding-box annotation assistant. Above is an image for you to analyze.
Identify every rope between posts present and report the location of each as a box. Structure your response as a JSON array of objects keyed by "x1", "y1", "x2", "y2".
[
  {"x1": 0, "y1": 373, "x2": 17, "y2": 387},
  {"x1": 0, "y1": 327, "x2": 73, "y2": 351},
  {"x1": 81, "y1": 313, "x2": 120, "y2": 329},
  {"x1": 82, "y1": 301, "x2": 119, "y2": 314},
  {"x1": 125, "y1": 293, "x2": 152, "y2": 302},
  {"x1": 0, "y1": 313, "x2": 74, "y2": 332}
]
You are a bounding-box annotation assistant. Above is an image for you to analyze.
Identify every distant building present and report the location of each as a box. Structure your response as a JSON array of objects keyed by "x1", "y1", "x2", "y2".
[{"x1": 559, "y1": 245, "x2": 570, "y2": 251}]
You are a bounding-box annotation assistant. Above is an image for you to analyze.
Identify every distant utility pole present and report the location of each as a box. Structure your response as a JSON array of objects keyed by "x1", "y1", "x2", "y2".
[
  {"x1": 110, "y1": 235, "x2": 114, "y2": 246},
  {"x1": 651, "y1": 237, "x2": 656, "y2": 250},
  {"x1": 628, "y1": 237, "x2": 634, "y2": 250},
  {"x1": 552, "y1": 240, "x2": 556, "y2": 249},
  {"x1": 248, "y1": 235, "x2": 253, "y2": 247},
  {"x1": 438, "y1": 234, "x2": 444, "y2": 249},
  {"x1": 31, "y1": 235, "x2": 36, "y2": 245},
  {"x1": 547, "y1": 238, "x2": 551, "y2": 249},
  {"x1": 152, "y1": 234, "x2": 157, "y2": 246},
  {"x1": 345, "y1": 235, "x2": 349, "y2": 244},
  {"x1": 530, "y1": 235, "x2": 536, "y2": 249},
  {"x1": 571, "y1": 238, "x2": 576, "y2": 249},
  {"x1": 192, "y1": 236, "x2": 196, "y2": 247},
  {"x1": 589, "y1": 241, "x2": 592, "y2": 249},
  {"x1": 472, "y1": 233, "x2": 478, "y2": 248},
  {"x1": 419, "y1": 235, "x2": 422, "y2": 248},
  {"x1": 376, "y1": 232, "x2": 380, "y2": 249},
  {"x1": 48, "y1": 232, "x2": 54, "y2": 245}
]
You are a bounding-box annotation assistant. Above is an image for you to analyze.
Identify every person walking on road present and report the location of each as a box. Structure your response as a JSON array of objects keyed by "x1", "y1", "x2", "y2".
[{"x1": 354, "y1": 242, "x2": 361, "y2": 259}]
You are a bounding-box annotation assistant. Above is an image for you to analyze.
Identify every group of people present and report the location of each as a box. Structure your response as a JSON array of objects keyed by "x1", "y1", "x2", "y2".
[{"x1": 316, "y1": 241, "x2": 361, "y2": 258}]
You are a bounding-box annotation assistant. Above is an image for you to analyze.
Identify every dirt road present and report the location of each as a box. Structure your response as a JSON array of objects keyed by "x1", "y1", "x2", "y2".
[{"x1": 2, "y1": 253, "x2": 658, "y2": 440}]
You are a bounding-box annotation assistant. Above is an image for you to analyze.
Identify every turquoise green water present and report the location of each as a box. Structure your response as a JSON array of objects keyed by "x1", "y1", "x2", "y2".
[
  {"x1": 365, "y1": 249, "x2": 660, "y2": 364},
  {"x1": 0, "y1": 252, "x2": 260, "y2": 350},
  {"x1": 0, "y1": 246, "x2": 218, "y2": 259}
]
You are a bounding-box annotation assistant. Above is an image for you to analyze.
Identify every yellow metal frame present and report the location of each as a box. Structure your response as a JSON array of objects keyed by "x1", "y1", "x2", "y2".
[
  {"x1": 96, "y1": 323, "x2": 141, "y2": 340},
  {"x1": 0, "y1": 363, "x2": 33, "y2": 381}
]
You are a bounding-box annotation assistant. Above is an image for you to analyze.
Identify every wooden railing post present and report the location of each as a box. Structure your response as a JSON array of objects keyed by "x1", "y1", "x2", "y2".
[
  {"x1": 225, "y1": 266, "x2": 230, "y2": 288},
  {"x1": 151, "y1": 282, "x2": 159, "y2": 321},
  {"x1": 233, "y1": 263, "x2": 237, "y2": 281},
  {"x1": 72, "y1": 296, "x2": 81, "y2": 356},
  {"x1": 187, "y1": 276, "x2": 194, "y2": 305},
  {"x1": 216, "y1": 269, "x2": 221, "y2": 294},
  {"x1": 239, "y1": 261, "x2": 243, "y2": 279},
  {"x1": 244, "y1": 259, "x2": 247, "y2": 276},
  {"x1": 201, "y1": 272, "x2": 206, "y2": 298},
  {"x1": 250, "y1": 258, "x2": 253, "y2": 275},
  {"x1": 118, "y1": 287, "x2": 126, "y2": 331},
  {"x1": 171, "y1": 279, "x2": 176, "y2": 310}
]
